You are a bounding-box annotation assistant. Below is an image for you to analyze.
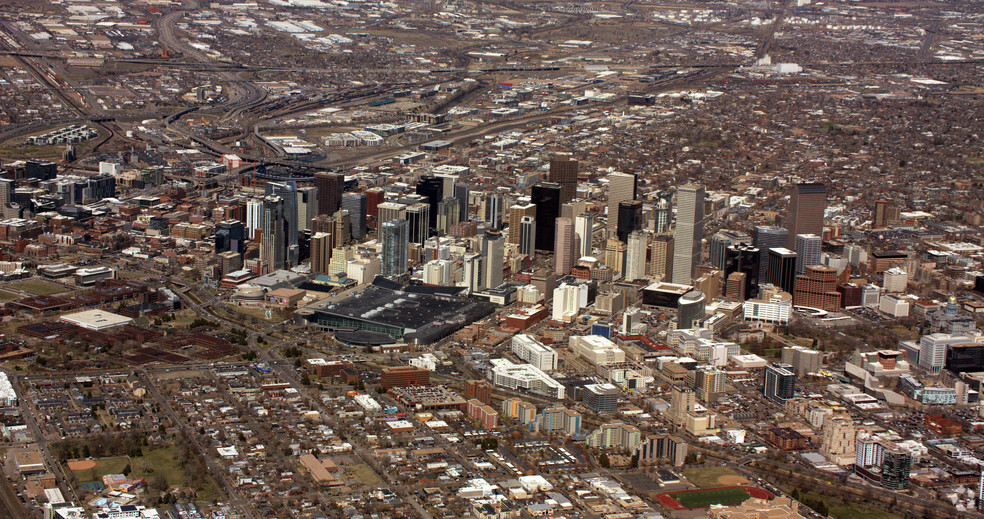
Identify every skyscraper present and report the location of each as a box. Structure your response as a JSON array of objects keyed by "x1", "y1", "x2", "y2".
[
  {"x1": 454, "y1": 183, "x2": 470, "y2": 220},
  {"x1": 519, "y1": 216, "x2": 536, "y2": 257},
  {"x1": 437, "y1": 197, "x2": 461, "y2": 234},
  {"x1": 752, "y1": 226, "x2": 789, "y2": 283},
  {"x1": 484, "y1": 192, "x2": 504, "y2": 230},
  {"x1": 265, "y1": 181, "x2": 299, "y2": 264},
  {"x1": 648, "y1": 235, "x2": 674, "y2": 281},
  {"x1": 607, "y1": 172, "x2": 637, "y2": 230},
  {"x1": 671, "y1": 184, "x2": 705, "y2": 285},
  {"x1": 365, "y1": 187, "x2": 384, "y2": 220},
  {"x1": 574, "y1": 213, "x2": 594, "y2": 258},
  {"x1": 483, "y1": 229, "x2": 504, "y2": 289},
  {"x1": 310, "y1": 232, "x2": 333, "y2": 274},
  {"x1": 260, "y1": 196, "x2": 288, "y2": 272},
  {"x1": 314, "y1": 172, "x2": 344, "y2": 216},
  {"x1": 554, "y1": 217, "x2": 576, "y2": 275},
  {"x1": 295, "y1": 186, "x2": 318, "y2": 232},
  {"x1": 380, "y1": 219, "x2": 409, "y2": 277},
  {"x1": 215, "y1": 220, "x2": 246, "y2": 255},
  {"x1": 333, "y1": 209, "x2": 351, "y2": 245},
  {"x1": 616, "y1": 200, "x2": 644, "y2": 243},
  {"x1": 708, "y1": 230, "x2": 750, "y2": 270},
  {"x1": 548, "y1": 153, "x2": 578, "y2": 203},
  {"x1": 767, "y1": 247, "x2": 798, "y2": 294},
  {"x1": 724, "y1": 243, "x2": 760, "y2": 299},
  {"x1": 794, "y1": 233, "x2": 821, "y2": 274},
  {"x1": 342, "y1": 192, "x2": 367, "y2": 240},
  {"x1": 625, "y1": 230, "x2": 648, "y2": 282},
  {"x1": 785, "y1": 183, "x2": 826, "y2": 248},
  {"x1": 532, "y1": 182, "x2": 563, "y2": 252},
  {"x1": 873, "y1": 199, "x2": 888, "y2": 229},
  {"x1": 764, "y1": 363, "x2": 796, "y2": 404},
  {"x1": 463, "y1": 252, "x2": 485, "y2": 292},
  {"x1": 654, "y1": 191, "x2": 672, "y2": 233},
  {"x1": 508, "y1": 202, "x2": 536, "y2": 245},
  {"x1": 605, "y1": 238, "x2": 627, "y2": 276},
  {"x1": 415, "y1": 174, "x2": 444, "y2": 232},
  {"x1": 406, "y1": 203, "x2": 430, "y2": 245}
]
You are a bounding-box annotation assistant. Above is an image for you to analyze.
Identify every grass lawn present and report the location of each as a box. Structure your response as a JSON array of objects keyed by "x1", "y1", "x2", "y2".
[
  {"x1": 70, "y1": 455, "x2": 131, "y2": 482},
  {"x1": 671, "y1": 487, "x2": 751, "y2": 508},
  {"x1": 799, "y1": 490, "x2": 902, "y2": 519},
  {"x1": 682, "y1": 466, "x2": 742, "y2": 488},
  {"x1": 68, "y1": 446, "x2": 220, "y2": 502},
  {"x1": 224, "y1": 304, "x2": 287, "y2": 323},
  {"x1": 8, "y1": 280, "x2": 68, "y2": 296},
  {"x1": 0, "y1": 290, "x2": 19, "y2": 301},
  {"x1": 346, "y1": 463, "x2": 383, "y2": 485}
]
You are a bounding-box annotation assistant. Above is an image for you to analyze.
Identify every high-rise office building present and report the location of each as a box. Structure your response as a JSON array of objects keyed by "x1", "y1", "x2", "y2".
[
  {"x1": 785, "y1": 183, "x2": 826, "y2": 248},
  {"x1": 873, "y1": 199, "x2": 888, "y2": 229},
  {"x1": 724, "y1": 243, "x2": 760, "y2": 299},
  {"x1": 709, "y1": 230, "x2": 750, "y2": 270},
  {"x1": 532, "y1": 182, "x2": 563, "y2": 251},
  {"x1": 616, "y1": 200, "x2": 644, "y2": 243},
  {"x1": 582, "y1": 383, "x2": 619, "y2": 415},
  {"x1": 483, "y1": 229, "x2": 504, "y2": 289},
  {"x1": 260, "y1": 196, "x2": 288, "y2": 272},
  {"x1": 296, "y1": 186, "x2": 319, "y2": 232},
  {"x1": 246, "y1": 199, "x2": 262, "y2": 240},
  {"x1": 605, "y1": 238, "x2": 627, "y2": 276},
  {"x1": 314, "y1": 172, "x2": 344, "y2": 216},
  {"x1": 415, "y1": 175, "x2": 444, "y2": 232},
  {"x1": 767, "y1": 247, "x2": 798, "y2": 294},
  {"x1": 215, "y1": 220, "x2": 246, "y2": 255},
  {"x1": 625, "y1": 230, "x2": 648, "y2": 282},
  {"x1": 519, "y1": 216, "x2": 536, "y2": 257},
  {"x1": 0, "y1": 178, "x2": 13, "y2": 207},
  {"x1": 310, "y1": 232, "x2": 333, "y2": 274},
  {"x1": 554, "y1": 217, "x2": 576, "y2": 275},
  {"x1": 764, "y1": 363, "x2": 796, "y2": 404},
  {"x1": 548, "y1": 153, "x2": 578, "y2": 202},
  {"x1": 574, "y1": 213, "x2": 594, "y2": 258},
  {"x1": 377, "y1": 201, "x2": 407, "y2": 224},
  {"x1": 794, "y1": 265, "x2": 841, "y2": 311},
  {"x1": 463, "y1": 252, "x2": 485, "y2": 292},
  {"x1": 671, "y1": 184, "x2": 705, "y2": 285},
  {"x1": 752, "y1": 226, "x2": 789, "y2": 282},
  {"x1": 484, "y1": 192, "x2": 504, "y2": 230},
  {"x1": 725, "y1": 272, "x2": 747, "y2": 302},
  {"x1": 794, "y1": 233, "x2": 822, "y2": 274},
  {"x1": 365, "y1": 187, "x2": 384, "y2": 220},
  {"x1": 607, "y1": 172, "x2": 637, "y2": 230},
  {"x1": 654, "y1": 191, "x2": 672, "y2": 233},
  {"x1": 333, "y1": 209, "x2": 351, "y2": 245},
  {"x1": 380, "y1": 219, "x2": 409, "y2": 277},
  {"x1": 508, "y1": 202, "x2": 536, "y2": 245},
  {"x1": 561, "y1": 199, "x2": 586, "y2": 221},
  {"x1": 669, "y1": 386, "x2": 696, "y2": 425},
  {"x1": 342, "y1": 192, "x2": 367, "y2": 240},
  {"x1": 455, "y1": 183, "x2": 470, "y2": 219},
  {"x1": 266, "y1": 181, "x2": 301, "y2": 265},
  {"x1": 406, "y1": 203, "x2": 430, "y2": 245},
  {"x1": 648, "y1": 235, "x2": 674, "y2": 281},
  {"x1": 436, "y1": 197, "x2": 461, "y2": 234}
]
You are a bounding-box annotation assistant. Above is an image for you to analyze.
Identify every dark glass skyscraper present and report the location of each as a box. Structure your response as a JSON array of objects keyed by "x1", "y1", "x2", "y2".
[
  {"x1": 616, "y1": 200, "x2": 643, "y2": 243},
  {"x1": 415, "y1": 175, "x2": 444, "y2": 232},
  {"x1": 532, "y1": 182, "x2": 563, "y2": 252}
]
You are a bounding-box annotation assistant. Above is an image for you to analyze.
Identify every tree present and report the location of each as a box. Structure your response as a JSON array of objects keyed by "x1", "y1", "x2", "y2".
[{"x1": 598, "y1": 453, "x2": 610, "y2": 468}]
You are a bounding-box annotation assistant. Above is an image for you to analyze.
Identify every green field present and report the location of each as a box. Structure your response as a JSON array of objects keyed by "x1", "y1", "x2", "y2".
[
  {"x1": 69, "y1": 446, "x2": 219, "y2": 501},
  {"x1": 0, "y1": 290, "x2": 19, "y2": 301},
  {"x1": 346, "y1": 463, "x2": 383, "y2": 485},
  {"x1": 682, "y1": 466, "x2": 745, "y2": 488},
  {"x1": 671, "y1": 487, "x2": 752, "y2": 508},
  {"x1": 8, "y1": 280, "x2": 67, "y2": 296},
  {"x1": 70, "y1": 455, "x2": 131, "y2": 482}
]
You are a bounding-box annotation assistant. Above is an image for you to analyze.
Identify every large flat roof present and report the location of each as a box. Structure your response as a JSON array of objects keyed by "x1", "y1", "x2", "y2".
[{"x1": 60, "y1": 310, "x2": 132, "y2": 331}]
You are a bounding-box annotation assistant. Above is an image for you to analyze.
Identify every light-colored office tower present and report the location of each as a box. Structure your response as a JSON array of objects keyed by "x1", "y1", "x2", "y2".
[{"x1": 671, "y1": 184, "x2": 705, "y2": 284}]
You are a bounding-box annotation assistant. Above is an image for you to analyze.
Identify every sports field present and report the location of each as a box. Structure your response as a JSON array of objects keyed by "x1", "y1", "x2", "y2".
[
  {"x1": 658, "y1": 485, "x2": 770, "y2": 510},
  {"x1": 672, "y1": 487, "x2": 751, "y2": 508}
]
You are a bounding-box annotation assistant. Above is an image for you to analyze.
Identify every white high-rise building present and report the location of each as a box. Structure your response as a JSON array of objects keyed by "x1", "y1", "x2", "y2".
[
  {"x1": 672, "y1": 185, "x2": 705, "y2": 284},
  {"x1": 483, "y1": 230, "x2": 504, "y2": 289},
  {"x1": 423, "y1": 259, "x2": 452, "y2": 286},
  {"x1": 574, "y1": 214, "x2": 594, "y2": 258},
  {"x1": 918, "y1": 333, "x2": 973, "y2": 374},
  {"x1": 794, "y1": 234, "x2": 822, "y2": 274},
  {"x1": 625, "y1": 230, "x2": 648, "y2": 282},
  {"x1": 552, "y1": 283, "x2": 589, "y2": 322},
  {"x1": 463, "y1": 253, "x2": 485, "y2": 293},
  {"x1": 246, "y1": 198, "x2": 262, "y2": 237}
]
